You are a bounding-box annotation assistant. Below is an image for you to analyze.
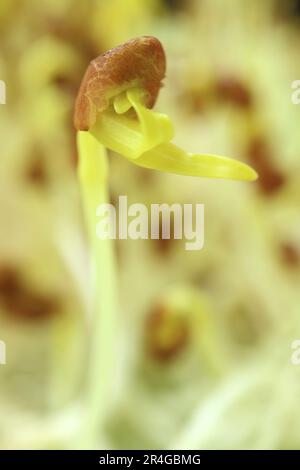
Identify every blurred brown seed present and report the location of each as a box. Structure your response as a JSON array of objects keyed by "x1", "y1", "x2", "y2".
[
  {"x1": 26, "y1": 157, "x2": 47, "y2": 186},
  {"x1": 178, "y1": 88, "x2": 206, "y2": 115},
  {"x1": 216, "y1": 76, "x2": 253, "y2": 108},
  {"x1": 0, "y1": 266, "x2": 20, "y2": 296},
  {"x1": 247, "y1": 137, "x2": 285, "y2": 194},
  {"x1": 153, "y1": 213, "x2": 176, "y2": 256},
  {"x1": 0, "y1": 265, "x2": 59, "y2": 321},
  {"x1": 146, "y1": 305, "x2": 189, "y2": 361},
  {"x1": 5, "y1": 291, "x2": 59, "y2": 320},
  {"x1": 161, "y1": 0, "x2": 192, "y2": 13},
  {"x1": 280, "y1": 242, "x2": 300, "y2": 267}
]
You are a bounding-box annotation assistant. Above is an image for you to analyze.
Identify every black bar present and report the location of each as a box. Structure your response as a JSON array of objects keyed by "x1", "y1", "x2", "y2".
[{"x1": 0, "y1": 450, "x2": 299, "y2": 466}]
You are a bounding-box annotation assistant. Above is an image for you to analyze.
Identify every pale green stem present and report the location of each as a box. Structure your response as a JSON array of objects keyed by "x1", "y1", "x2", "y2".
[{"x1": 77, "y1": 131, "x2": 118, "y2": 447}]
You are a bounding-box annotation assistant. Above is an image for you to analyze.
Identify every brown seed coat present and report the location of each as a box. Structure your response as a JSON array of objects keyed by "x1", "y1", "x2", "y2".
[{"x1": 74, "y1": 36, "x2": 166, "y2": 131}]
